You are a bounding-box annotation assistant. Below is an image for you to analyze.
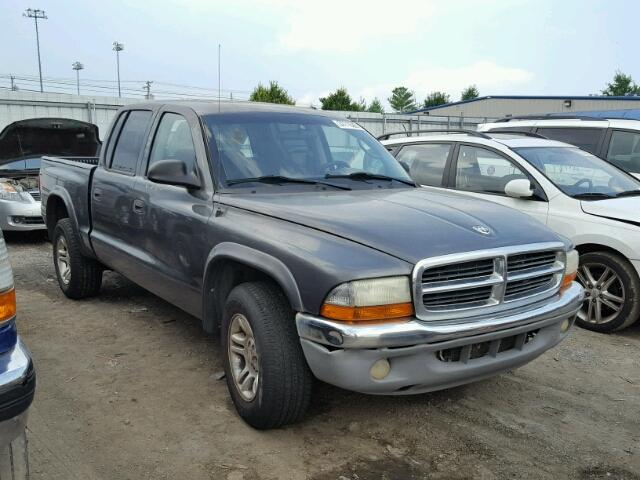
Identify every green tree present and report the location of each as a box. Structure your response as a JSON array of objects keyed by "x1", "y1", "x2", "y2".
[
  {"x1": 367, "y1": 97, "x2": 384, "y2": 113},
  {"x1": 602, "y1": 71, "x2": 640, "y2": 96},
  {"x1": 320, "y1": 88, "x2": 362, "y2": 111},
  {"x1": 249, "y1": 80, "x2": 295, "y2": 105},
  {"x1": 423, "y1": 91, "x2": 450, "y2": 108},
  {"x1": 461, "y1": 85, "x2": 479, "y2": 101},
  {"x1": 388, "y1": 86, "x2": 417, "y2": 113}
]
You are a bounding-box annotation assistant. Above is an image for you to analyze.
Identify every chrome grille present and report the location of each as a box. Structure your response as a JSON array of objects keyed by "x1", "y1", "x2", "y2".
[{"x1": 413, "y1": 243, "x2": 566, "y2": 321}]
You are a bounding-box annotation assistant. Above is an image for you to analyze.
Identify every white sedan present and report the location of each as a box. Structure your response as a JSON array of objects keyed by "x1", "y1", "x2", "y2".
[{"x1": 381, "y1": 130, "x2": 640, "y2": 332}]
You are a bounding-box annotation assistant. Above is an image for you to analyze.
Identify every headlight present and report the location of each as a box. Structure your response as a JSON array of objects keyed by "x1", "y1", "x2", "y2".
[
  {"x1": 320, "y1": 276, "x2": 414, "y2": 322},
  {"x1": 561, "y1": 249, "x2": 579, "y2": 292},
  {"x1": 0, "y1": 234, "x2": 15, "y2": 325},
  {"x1": 0, "y1": 182, "x2": 22, "y2": 201}
]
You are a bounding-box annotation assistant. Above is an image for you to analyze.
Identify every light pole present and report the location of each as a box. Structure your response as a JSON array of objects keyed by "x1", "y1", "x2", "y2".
[
  {"x1": 23, "y1": 8, "x2": 48, "y2": 93},
  {"x1": 72, "y1": 61, "x2": 84, "y2": 95},
  {"x1": 112, "y1": 41, "x2": 124, "y2": 98}
]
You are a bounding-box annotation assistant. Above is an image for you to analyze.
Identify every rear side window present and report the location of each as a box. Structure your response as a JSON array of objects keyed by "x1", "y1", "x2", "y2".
[
  {"x1": 148, "y1": 113, "x2": 198, "y2": 175},
  {"x1": 395, "y1": 143, "x2": 451, "y2": 186},
  {"x1": 110, "y1": 110, "x2": 152, "y2": 173},
  {"x1": 606, "y1": 130, "x2": 640, "y2": 174},
  {"x1": 536, "y1": 127, "x2": 604, "y2": 155}
]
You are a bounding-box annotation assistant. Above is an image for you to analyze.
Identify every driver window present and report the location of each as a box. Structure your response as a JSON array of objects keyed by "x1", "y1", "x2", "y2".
[
  {"x1": 148, "y1": 113, "x2": 198, "y2": 175},
  {"x1": 455, "y1": 145, "x2": 527, "y2": 195}
]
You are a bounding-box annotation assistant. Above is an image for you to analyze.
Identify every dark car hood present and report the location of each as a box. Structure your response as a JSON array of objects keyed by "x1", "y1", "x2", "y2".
[
  {"x1": 220, "y1": 188, "x2": 563, "y2": 264},
  {"x1": 0, "y1": 118, "x2": 101, "y2": 164}
]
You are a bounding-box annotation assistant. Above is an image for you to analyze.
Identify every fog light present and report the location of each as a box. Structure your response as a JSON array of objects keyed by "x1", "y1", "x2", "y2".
[
  {"x1": 560, "y1": 318, "x2": 571, "y2": 333},
  {"x1": 370, "y1": 359, "x2": 390, "y2": 380}
]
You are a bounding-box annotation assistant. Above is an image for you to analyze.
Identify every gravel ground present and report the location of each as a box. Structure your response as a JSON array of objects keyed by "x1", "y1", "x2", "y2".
[{"x1": 5, "y1": 233, "x2": 640, "y2": 480}]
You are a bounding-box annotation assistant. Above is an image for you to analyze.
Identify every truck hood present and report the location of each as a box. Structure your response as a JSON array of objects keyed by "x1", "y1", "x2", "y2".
[
  {"x1": 220, "y1": 188, "x2": 563, "y2": 264},
  {"x1": 581, "y1": 197, "x2": 640, "y2": 225}
]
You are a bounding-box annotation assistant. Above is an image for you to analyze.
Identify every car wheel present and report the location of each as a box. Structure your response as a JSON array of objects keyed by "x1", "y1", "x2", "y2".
[
  {"x1": 221, "y1": 281, "x2": 312, "y2": 429},
  {"x1": 53, "y1": 218, "x2": 103, "y2": 299},
  {"x1": 575, "y1": 251, "x2": 640, "y2": 332}
]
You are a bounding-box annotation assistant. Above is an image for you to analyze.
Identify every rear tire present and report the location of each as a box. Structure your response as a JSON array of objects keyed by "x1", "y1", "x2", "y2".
[
  {"x1": 52, "y1": 218, "x2": 102, "y2": 299},
  {"x1": 221, "y1": 281, "x2": 312, "y2": 429},
  {"x1": 575, "y1": 251, "x2": 640, "y2": 332}
]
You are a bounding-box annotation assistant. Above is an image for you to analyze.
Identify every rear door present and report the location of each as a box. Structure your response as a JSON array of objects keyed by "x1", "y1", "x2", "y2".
[
  {"x1": 448, "y1": 143, "x2": 549, "y2": 225},
  {"x1": 131, "y1": 106, "x2": 214, "y2": 317},
  {"x1": 90, "y1": 109, "x2": 154, "y2": 279}
]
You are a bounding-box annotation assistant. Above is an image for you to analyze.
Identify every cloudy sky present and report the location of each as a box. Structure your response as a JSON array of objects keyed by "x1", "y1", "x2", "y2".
[{"x1": 2, "y1": 0, "x2": 639, "y2": 107}]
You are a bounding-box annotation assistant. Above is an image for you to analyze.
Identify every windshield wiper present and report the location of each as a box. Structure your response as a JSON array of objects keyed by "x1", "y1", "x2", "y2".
[
  {"x1": 615, "y1": 190, "x2": 640, "y2": 198},
  {"x1": 226, "y1": 175, "x2": 351, "y2": 190},
  {"x1": 572, "y1": 192, "x2": 614, "y2": 200},
  {"x1": 325, "y1": 172, "x2": 416, "y2": 186}
]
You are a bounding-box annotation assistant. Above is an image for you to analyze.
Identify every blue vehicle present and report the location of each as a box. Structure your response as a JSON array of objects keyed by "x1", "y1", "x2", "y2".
[{"x1": 0, "y1": 229, "x2": 35, "y2": 469}]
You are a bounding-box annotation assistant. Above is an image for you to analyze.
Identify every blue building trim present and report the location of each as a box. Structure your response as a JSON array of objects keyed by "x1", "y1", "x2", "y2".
[{"x1": 411, "y1": 95, "x2": 640, "y2": 114}]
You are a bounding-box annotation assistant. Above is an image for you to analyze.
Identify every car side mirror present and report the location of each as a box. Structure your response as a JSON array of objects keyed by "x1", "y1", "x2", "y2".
[
  {"x1": 148, "y1": 159, "x2": 201, "y2": 189},
  {"x1": 504, "y1": 178, "x2": 534, "y2": 198}
]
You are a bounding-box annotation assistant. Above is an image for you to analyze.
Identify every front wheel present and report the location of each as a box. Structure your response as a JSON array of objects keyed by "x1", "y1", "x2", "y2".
[
  {"x1": 575, "y1": 251, "x2": 640, "y2": 332},
  {"x1": 221, "y1": 281, "x2": 313, "y2": 429}
]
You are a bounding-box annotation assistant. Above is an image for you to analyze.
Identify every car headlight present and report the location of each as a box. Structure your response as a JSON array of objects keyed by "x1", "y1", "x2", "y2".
[
  {"x1": 320, "y1": 276, "x2": 414, "y2": 322},
  {"x1": 0, "y1": 182, "x2": 22, "y2": 201},
  {"x1": 561, "y1": 249, "x2": 579, "y2": 292},
  {"x1": 0, "y1": 234, "x2": 15, "y2": 325}
]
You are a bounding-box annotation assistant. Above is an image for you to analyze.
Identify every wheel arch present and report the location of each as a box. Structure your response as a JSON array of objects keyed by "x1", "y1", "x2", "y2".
[{"x1": 201, "y1": 243, "x2": 303, "y2": 334}]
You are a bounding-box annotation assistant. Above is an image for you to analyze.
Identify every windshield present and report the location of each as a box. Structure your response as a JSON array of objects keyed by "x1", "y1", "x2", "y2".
[
  {"x1": 202, "y1": 112, "x2": 412, "y2": 189},
  {"x1": 0, "y1": 157, "x2": 41, "y2": 171},
  {"x1": 514, "y1": 146, "x2": 640, "y2": 199}
]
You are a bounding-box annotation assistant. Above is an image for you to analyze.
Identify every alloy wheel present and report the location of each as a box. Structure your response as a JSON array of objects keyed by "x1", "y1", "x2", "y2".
[
  {"x1": 56, "y1": 235, "x2": 71, "y2": 285},
  {"x1": 228, "y1": 313, "x2": 259, "y2": 401},
  {"x1": 576, "y1": 263, "x2": 625, "y2": 325}
]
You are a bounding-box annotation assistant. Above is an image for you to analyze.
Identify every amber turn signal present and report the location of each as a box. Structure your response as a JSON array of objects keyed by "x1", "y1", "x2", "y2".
[
  {"x1": 560, "y1": 271, "x2": 577, "y2": 292},
  {"x1": 320, "y1": 302, "x2": 414, "y2": 322},
  {"x1": 0, "y1": 288, "x2": 16, "y2": 324}
]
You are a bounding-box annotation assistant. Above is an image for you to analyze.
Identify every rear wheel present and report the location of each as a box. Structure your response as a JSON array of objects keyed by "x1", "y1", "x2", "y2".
[
  {"x1": 221, "y1": 281, "x2": 312, "y2": 429},
  {"x1": 575, "y1": 251, "x2": 640, "y2": 332},
  {"x1": 53, "y1": 218, "x2": 103, "y2": 299}
]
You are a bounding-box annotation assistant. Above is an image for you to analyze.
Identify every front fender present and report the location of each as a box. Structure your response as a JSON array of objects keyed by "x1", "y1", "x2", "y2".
[{"x1": 201, "y1": 242, "x2": 303, "y2": 333}]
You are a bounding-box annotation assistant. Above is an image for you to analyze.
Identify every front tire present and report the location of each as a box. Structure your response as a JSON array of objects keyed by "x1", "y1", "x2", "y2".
[
  {"x1": 575, "y1": 251, "x2": 640, "y2": 332},
  {"x1": 53, "y1": 218, "x2": 103, "y2": 299},
  {"x1": 221, "y1": 282, "x2": 312, "y2": 429}
]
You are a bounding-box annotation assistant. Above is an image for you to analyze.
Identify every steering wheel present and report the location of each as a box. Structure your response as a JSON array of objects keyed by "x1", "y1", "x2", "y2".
[
  {"x1": 324, "y1": 160, "x2": 351, "y2": 174},
  {"x1": 573, "y1": 178, "x2": 593, "y2": 189}
]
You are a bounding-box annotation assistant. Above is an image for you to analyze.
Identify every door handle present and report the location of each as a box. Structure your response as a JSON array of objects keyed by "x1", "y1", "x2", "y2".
[
  {"x1": 132, "y1": 199, "x2": 146, "y2": 214},
  {"x1": 93, "y1": 188, "x2": 103, "y2": 200}
]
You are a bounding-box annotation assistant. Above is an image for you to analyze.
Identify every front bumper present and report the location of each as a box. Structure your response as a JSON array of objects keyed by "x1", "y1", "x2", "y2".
[
  {"x1": 0, "y1": 339, "x2": 35, "y2": 445},
  {"x1": 0, "y1": 200, "x2": 45, "y2": 231},
  {"x1": 296, "y1": 282, "x2": 583, "y2": 394}
]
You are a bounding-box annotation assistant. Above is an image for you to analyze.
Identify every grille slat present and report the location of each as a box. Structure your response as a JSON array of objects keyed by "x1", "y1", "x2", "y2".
[
  {"x1": 423, "y1": 285, "x2": 493, "y2": 308},
  {"x1": 422, "y1": 259, "x2": 495, "y2": 283}
]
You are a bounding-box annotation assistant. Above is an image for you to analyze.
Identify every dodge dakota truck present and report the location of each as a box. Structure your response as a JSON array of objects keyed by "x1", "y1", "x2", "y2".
[{"x1": 40, "y1": 102, "x2": 583, "y2": 429}]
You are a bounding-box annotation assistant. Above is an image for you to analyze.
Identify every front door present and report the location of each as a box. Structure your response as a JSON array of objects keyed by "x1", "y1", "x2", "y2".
[
  {"x1": 132, "y1": 108, "x2": 215, "y2": 318},
  {"x1": 449, "y1": 144, "x2": 550, "y2": 225}
]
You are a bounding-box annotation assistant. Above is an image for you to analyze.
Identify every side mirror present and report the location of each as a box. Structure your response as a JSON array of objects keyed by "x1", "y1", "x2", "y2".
[
  {"x1": 504, "y1": 178, "x2": 534, "y2": 198},
  {"x1": 148, "y1": 159, "x2": 201, "y2": 189}
]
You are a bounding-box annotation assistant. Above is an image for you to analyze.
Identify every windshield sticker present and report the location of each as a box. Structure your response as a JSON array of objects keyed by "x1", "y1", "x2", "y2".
[{"x1": 332, "y1": 119, "x2": 364, "y2": 131}]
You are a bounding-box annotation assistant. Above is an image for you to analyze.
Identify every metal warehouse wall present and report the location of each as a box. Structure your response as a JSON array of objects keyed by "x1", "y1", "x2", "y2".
[
  {"x1": 420, "y1": 98, "x2": 640, "y2": 118},
  {"x1": 0, "y1": 90, "x2": 491, "y2": 141}
]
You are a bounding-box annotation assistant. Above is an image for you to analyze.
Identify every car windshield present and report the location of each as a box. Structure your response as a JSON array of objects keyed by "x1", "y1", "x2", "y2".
[
  {"x1": 0, "y1": 157, "x2": 42, "y2": 171},
  {"x1": 513, "y1": 146, "x2": 640, "y2": 199},
  {"x1": 202, "y1": 112, "x2": 413, "y2": 189}
]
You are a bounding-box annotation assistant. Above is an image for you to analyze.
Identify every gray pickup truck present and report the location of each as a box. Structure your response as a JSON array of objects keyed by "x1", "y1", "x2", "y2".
[{"x1": 40, "y1": 102, "x2": 583, "y2": 429}]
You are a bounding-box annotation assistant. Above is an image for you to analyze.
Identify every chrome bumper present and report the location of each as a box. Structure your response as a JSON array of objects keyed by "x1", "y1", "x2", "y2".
[
  {"x1": 296, "y1": 283, "x2": 583, "y2": 395},
  {"x1": 297, "y1": 282, "x2": 583, "y2": 349},
  {"x1": 0, "y1": 339, "x2": 35, "y2": 445}
]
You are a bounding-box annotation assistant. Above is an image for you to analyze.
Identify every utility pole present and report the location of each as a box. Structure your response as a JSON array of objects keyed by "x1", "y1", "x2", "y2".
[
  {"x1": 218, "y1": 43, "x2": 221, "y2": 112},
  {"x1": 72, "y1": 61, "x2": 84, "y2": 95},
  {"x1": 112, "y1": 41, "x2": 124, "y2": 97},
  {"x1": 143, "y1": 81, "x2": 153, "y2": 100},
  {"x1": 10, "y1": 76, "x2": 18, "y2": 92},
  {"x1": 23, "y1": 8, "x2": 47, "y2": 93}
]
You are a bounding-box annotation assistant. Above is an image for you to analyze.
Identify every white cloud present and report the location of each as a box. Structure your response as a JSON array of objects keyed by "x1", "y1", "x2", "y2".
[{"x1": 258, "y1": 0, "x2": 436, "y2": 53}]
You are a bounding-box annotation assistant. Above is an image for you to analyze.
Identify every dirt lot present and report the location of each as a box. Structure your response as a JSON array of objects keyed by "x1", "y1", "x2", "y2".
[{"x1": 5, "y1": 233, "x2": 640, "y2": 480}]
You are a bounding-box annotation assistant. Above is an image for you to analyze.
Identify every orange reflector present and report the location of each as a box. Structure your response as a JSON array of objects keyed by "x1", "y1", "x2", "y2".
[
  {"x1": 320, "y1": 302, "x2": 414, "y2": 322},
  {"x1": 561, "y1": 272, "x2": 577, "y2": 292},
  {"x1": 0, "y1": 288, "x2": 16, "y2": 323}
]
